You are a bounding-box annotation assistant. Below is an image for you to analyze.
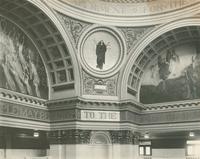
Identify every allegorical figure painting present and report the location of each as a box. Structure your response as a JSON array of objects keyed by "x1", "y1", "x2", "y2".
[
  {"x1": 95, "y1": 40, "x2": 109, "y2": 70},
  {"x1": 0, "y1": 17, "x2": 48, "y2": 99},
  {"x1": 82, "y1": 30, "x2": 120, "y2": 72},
  {"x1": 140, "y1": 44, "x2": 200, "y2": 104}
]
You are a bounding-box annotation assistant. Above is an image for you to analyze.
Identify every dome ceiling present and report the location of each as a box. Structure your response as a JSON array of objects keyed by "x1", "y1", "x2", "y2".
[
  {"x1": 58, "y1": 0, "x2": 198, "y2": 16},
  {"x1": 100, "y1": 0, "x2": 156, "y2": 3},
  {"x1": 50, "y1": 0, "x2": 200, "y2": 26}
]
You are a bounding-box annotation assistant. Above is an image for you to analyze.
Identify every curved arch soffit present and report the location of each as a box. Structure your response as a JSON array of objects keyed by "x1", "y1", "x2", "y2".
[
  {"x1": 121, "y1": 17, "x2": 200, "y2": 100},
  {"x1": 28, "y1": 0, "x2": 81, "y2": 97}
]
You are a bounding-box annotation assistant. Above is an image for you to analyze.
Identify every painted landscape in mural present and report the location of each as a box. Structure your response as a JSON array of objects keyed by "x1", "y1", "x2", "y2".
[
  {"x1": 140, "y1": 44, "x2": 200, "y2": 104},
  {"x1": 0, "y1": 17, "x2": 48, "y2": 99}
]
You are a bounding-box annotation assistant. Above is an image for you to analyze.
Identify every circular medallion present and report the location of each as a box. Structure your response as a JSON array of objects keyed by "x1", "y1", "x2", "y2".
[{"x1": 78, "y1": 25, "x2": 126, "y2": 77}]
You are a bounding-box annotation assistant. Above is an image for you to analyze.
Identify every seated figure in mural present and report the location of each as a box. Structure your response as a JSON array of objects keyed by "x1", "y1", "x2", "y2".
[{"x1": 96, "y1": 40, "x2": 107, "y2": 70}]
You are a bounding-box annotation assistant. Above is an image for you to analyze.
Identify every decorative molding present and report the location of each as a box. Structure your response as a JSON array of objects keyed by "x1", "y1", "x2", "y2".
[
  {"x1": 56, "y1": 12, "x2": 91, "y2": 48},
  {"x1": 50, "y1": 109, "x2": 80, "y2": 122},
  {"x1": 0, "y1": 116, "x2": 50, "y2": 131},
  {"x1": 119, "y1": 26, "x2": 155, "y2": 53},
  {"x1": 110, "y1": 130, "x2": 136, "y2": 144},
  {"x1": 90, "y1": 131, "x2": 112, "y2": 144},
  {"x1": 82, "y1": 71, "x2": 118, "y2": 96},
  {"x1": 144, "y1": 99, "x2": 200, "y2": 112},
  {"x1": 0, "y1": 88, "x2": 46, "y2": 107},
  {"x1": 0, "y1": 101, "x2": 49, "y2": 122},
  {"x1": 78, "y1": 25, "x2": 127, "y2": 78},
  {"x1": 49, "y1": 129, "x2": 91, "y2": 144},
  {"x1": 48, "y1": 129, "x2": 138, "y2": 144},
  {"x1": 141, "y1": 109, "x2": 200, "y2": 124},
  {"x1": 1, "y1": 89, "x2": 200, "y2": 130}
]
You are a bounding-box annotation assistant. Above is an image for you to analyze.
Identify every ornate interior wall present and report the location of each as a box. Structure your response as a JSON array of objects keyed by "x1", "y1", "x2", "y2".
[{"x1": 0, "y1": 0, "x2": 200, "y2": 159}]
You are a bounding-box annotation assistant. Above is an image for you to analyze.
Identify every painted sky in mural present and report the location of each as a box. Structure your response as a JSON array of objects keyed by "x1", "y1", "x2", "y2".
[
  {"x1": 140, "y1": 44, "x2": 200, "y2": 104},
  {"x1": 0, "y1": 17, "x2": 48, "y2": 99}
]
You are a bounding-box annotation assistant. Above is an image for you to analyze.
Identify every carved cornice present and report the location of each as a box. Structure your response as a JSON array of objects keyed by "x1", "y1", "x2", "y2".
[
  {"x1": 143, "y1": 99, "x2": 200, "y2": 112},
  {"x1": 0, "y1": 88, "x2": 46, "y2": 107},
  {"x1": 0, "y1": 101, "x2": 49, "y2": 122},
  {"x1": 46, "y1": 96, "x2": 144, "y2": 112},
  {"x1": 46, "y1": 95, "x2": 200, "y2": 112},
  {"x1": 1, "y1": 88, "x2": 200, "y2": 131},
  {"x1": 48, "y1": 129, "x2": 138, "y2": 144},
  {"x1": 49, "y1": 129, "x2": 91, "y2": 144},
  {"x1": 110, "y1": 130, "x2": 137, "y2": 144}
]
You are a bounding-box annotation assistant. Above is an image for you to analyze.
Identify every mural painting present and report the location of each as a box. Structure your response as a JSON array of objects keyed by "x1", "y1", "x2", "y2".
[
  {"x1": 0, "y1": 17, "x2": 48, "y2": 99},
  {"x1": 96, "y1": 40, "x2": 109, "y2": 70},
  {"x1": 82, "y1": 30, "x2": 120, "y2": 72},
  {"x1": 140, "y1": 44, "x2": 200, "y2": 104}
]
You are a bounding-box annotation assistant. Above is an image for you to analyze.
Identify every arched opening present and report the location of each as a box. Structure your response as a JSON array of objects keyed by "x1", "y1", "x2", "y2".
[
  {"x1": 0, "y1": 0, "x2": 80, "y2": 100},
  {"x1": 123, "y1": 18, "x2": 200, "y2": 103},
  {"x1": 90, "y1": 132, "x2": 112, "y2": 159}
]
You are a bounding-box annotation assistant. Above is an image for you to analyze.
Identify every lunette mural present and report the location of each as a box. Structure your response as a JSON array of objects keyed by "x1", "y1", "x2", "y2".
[
  {"x1": 140, "y1": 44, "x2": 200, "y2": 104},
  {"x1": 0, "y1": 17, "x2": 48, "y2": 99}
]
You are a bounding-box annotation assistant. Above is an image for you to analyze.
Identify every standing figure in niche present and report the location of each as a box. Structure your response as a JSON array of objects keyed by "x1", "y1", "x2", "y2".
[{"x1": 96, "y1": 40, "x2": 107, "y2": 70}]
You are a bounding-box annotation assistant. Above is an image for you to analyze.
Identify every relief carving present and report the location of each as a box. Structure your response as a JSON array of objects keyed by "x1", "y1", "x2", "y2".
[
  {"x1": 50, "y1": 109, "x2": 80, "y2": 121},
  {"x1": 57, "y1": 13, "x2": 91, "y2": 47},
  {"x1": 110, "y1": 130, "x2": 136, "y2": 144},
  {"x1": 0, "y1": 101, "x2": 49, "y2": 121},
  {"x1": 82, "y1": 71, "x2": 117, "y2": 96},
  {"x1": 120, "y1": 26, "x2": 155, "y2": 52},
  {"x1": 49, "y1": 129, "x2": 91, "y2": 144},
  {"x1": 141, "y1": 109, "x2": 200, "y2": 124}
]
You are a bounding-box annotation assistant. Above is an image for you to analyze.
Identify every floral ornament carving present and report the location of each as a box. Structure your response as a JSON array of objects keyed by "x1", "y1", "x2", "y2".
[
  {"x1": 120, "y1": 26, "x2": 155, "y2": 53},
  {"x1": 109, "y1": 130, "x2": 136, "y2": 144},
  {"x1": 57, "y1": 13, "x2": 91, "y2": 47},
  {"x1": 82, "y1": 71, "x2": 117, "y2": 96}
]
